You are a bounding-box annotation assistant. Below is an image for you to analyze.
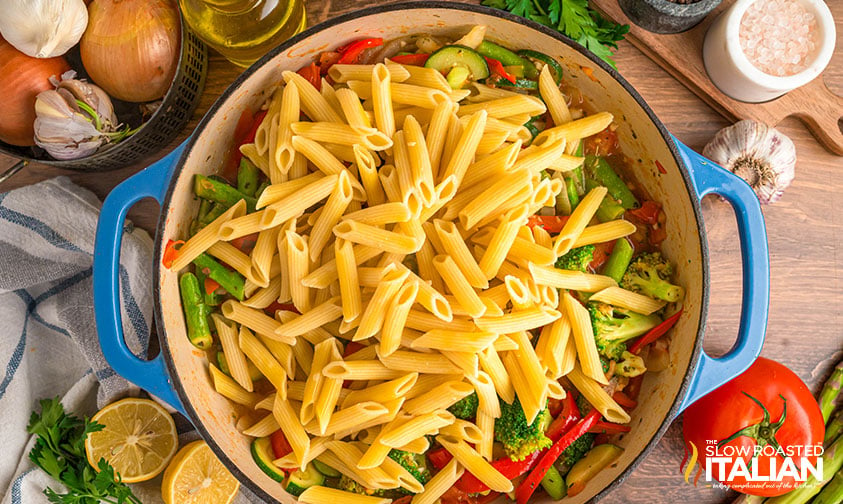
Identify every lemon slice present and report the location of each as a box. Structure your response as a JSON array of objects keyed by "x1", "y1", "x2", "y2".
[
  {"x1": 84, "y1": 397, "x2": 178, "y2": 483},
  {"x1": 161, "y1": 440, "x2": 240, "y2": 504}
]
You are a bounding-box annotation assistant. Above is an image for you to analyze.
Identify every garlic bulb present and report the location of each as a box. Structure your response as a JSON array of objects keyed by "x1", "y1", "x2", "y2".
[
  {"x1": 702, "y1": 120, "x2": 796, "y2": 204},
  {"x1": 34, "y1": 71, "x2": 132, "y2": 160},
  {"x1": 0, "y1": 0, "x2": 88, "y2": 58}
]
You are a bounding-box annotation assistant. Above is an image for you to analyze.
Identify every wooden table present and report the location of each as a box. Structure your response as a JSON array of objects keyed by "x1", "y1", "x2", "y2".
[{"x1": 2, "y1": 1, "x2": 841, "y2": 502}]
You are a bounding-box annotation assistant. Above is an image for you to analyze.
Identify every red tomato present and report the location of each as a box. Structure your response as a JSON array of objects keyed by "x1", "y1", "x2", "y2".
[
  {"x1": 427, "y1": 446, "x2": 453, "y2": 470},
  {"x1": 390, "y1": 53, "x2": 430, "y2": 66},
  {"x1": 589, "y1": 240, "x2": 615, "y2": 271},
  {"x1": 270, "y1": 429, "x2": 293, "y2": 459},
  {"x1": 297, "y1": 62, "x2": 322, "y2": 90},
  {"x1": 682, "y1": 358, "x2": 825, "y2": 496},
  {"x1": 439, "y1": 485, "x2": 477, "y2": 504},
  {"x1": 628, "y1": 200, "x2": 661, "y2": 225},
  {"x1": 203, "y1": 278, "x2": 220, "y2": 295},
  {"x1": 162, "y1": 239, "x2": 184, "y2": 269},
  {"x1": 526, "y1": 215, "x2": 569, "y2": 234}
]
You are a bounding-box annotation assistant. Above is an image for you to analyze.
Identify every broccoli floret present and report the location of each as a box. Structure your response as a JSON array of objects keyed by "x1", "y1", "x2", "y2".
[
  {"x1": 339, "y1": 475, "x2": 373, "y2": 495},
  {"x1": 555, "y1": 245, "x2": 595, "y2": 272},
  {"x1": 621, "y1": 252, "x2": 684, "y2": 302},
  {"x1": 494, "y1": 398, "x2": 552, "y2": 461},
  {"x1": 616, "y1": 351, "x2": 647, "y2": 377},
  {"x1": 556, "y1": 432, "x2": 596, "y2": 475},
  {"x1": 588, "y1": 302, "x2": 662, "y2": 361},
  {"x1": 388, "y1": 449, "x2": 431, "y2": 488},
  {"x1": 448, "y1": 392, "x2": 479, "y2": 420}
]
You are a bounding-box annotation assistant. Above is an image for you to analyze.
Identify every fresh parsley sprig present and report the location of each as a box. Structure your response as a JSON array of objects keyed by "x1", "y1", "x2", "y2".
[
  {"x1": 482, "y1": 0, "x2": 629, "y2": 69},
  {"x1": 27, "y1": 398, "x2": 142, "y2": 504}
]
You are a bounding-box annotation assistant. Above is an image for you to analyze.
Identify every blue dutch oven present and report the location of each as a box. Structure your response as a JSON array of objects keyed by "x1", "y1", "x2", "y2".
[{"x1": 92, "y1": 3, "x2": 769, "y2": 503}]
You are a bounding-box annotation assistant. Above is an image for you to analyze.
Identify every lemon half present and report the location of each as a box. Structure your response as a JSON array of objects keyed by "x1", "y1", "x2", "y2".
[{"x1": 161, "y1": 440, "x2": 240, "y2": 504}]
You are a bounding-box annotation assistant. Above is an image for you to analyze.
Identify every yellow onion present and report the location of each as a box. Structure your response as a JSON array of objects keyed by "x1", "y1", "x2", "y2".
[{"x1": 80, "y1": 0, "x2": 180, "y2": 102}]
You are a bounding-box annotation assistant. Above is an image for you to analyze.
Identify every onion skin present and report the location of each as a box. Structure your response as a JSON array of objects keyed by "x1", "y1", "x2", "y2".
[
  {"x1": 80, "y1": 0, "x2": 180, "y2": 103},
  {"x1": 0, "y1": 37, "x2": 70, "y2": 146}
]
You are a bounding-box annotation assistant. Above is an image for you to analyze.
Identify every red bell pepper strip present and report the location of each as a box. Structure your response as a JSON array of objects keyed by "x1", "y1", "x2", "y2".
[
  {"x1": 515, "y1": 410, "x2": 602, "y2": 504},
  {"x1": 588, "y1": 240, "x2": 615, "y2": 271},
  {"x1": 612, "y1": 390, "x2": 638, "y2": 410},
  {"x1": 627, "y1": 200, "x2": 661, "y2": 225},
  {"x1": 628, "y1": 306, "x2": 684, "y2": 354},
  {"x1": 484, "y1": 56, "x2": 517, "y2": 84},
  {"x1": 203, "y1": 278, "x2": 220, "y2": 296},
  {"x1": 427, "y1": 446, "x2": 453, "y2": 471},
  {"x1": 587, "y1": 420, "x2": 632, "y2": 435},
  {"x1": 270, "y1": 429, "x2": 293, "y2": 459},
  {"x1": 526, "y1": 215, "x2": 569, "y2": 234},
  {"x1": 545, "y1": 394, "x2": 581, "y2": 441},
  {"x1": 297, "y1": 62, "x2": 322, "y2": 90},
  {"x1": 337, "y1": 37, "x2": 383, "y2": 64},
  {"x1": 390, "y1": 53, "x2": 430, "y2": 66},
  {"x1": 162, "y1": 239, "x2": 184, "y2": 269},
  {"x1": 455, "y1": 450, "x2": 542, "y2": 494}
]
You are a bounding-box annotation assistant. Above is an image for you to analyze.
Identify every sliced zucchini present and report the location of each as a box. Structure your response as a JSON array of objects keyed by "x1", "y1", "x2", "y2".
[
  {"x1": 425, "y1": 45, "x2": 489, "y2": 81},
  {"x1": 497, "y1": 78, "x2": 539, "y2": 90},
  {"x1": 312, "y1": 459, "x2": 342, "y2": 478},
  {"x1": 477, "y1": 40, "x2": 538, "y2": 78},
  {"x1": 251, "y1": 437, "x2": 285, "y2": 482},
  {"x1": 285, "y1": 462, "x2": 325, "y2": 496},
  {"x1": 517, "y1": 49, "x2": 564, "y2": 84},
  {"x1": 446, "y1": 66, "x2": 471, "y2": 89}
]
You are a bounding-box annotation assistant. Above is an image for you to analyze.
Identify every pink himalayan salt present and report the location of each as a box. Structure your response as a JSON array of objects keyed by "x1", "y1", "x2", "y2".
[{"x1": 739, "y1": 0, "x2": 818, "y2": 77}]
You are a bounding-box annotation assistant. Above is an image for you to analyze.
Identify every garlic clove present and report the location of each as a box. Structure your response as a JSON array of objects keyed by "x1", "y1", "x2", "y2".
[
  {"x1": 33, "y1": 89, "x2": 106, "y2": 160},
  {"x1": 0, "y1": 0, "x2": 88, "y2": 59},
  {"x1": 57, "y1": 76, "x2": 118, "y2": 128},
  {"x1": 702, "y1": 120, "x2": 796, "y2": 204}
]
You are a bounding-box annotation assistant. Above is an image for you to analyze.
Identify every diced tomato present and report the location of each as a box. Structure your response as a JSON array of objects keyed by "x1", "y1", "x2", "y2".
[
  {"x1": 318, "y1": 51, "x2": 342, "y2": 75},
  {"x1": 390, "y1": 53, "x2": 430, "y2": 66},
  {"x1": 589, "y1": 240, "x2": 615, "y2": 271},
  {"x1": 627, "y1": 200, "x2": 661, "y2": 225},
  {"x1": 342, "y1": 341, "x2": 366, "y2": 358},
  {"x1": 427, "y1": 447, "x2": 453, "y2": 470},
  {"x1": 527, "y1": 215, "x2": 569, "y2": 234},
  {"x1": 203, "y1": 278, "x2": 220, "y2": 295},
  {"x1": 162, "y1": 239, "x2": 184, "y2": 269},
  {"x1": 649, "y1": 224, "x2": 667, "y2": 245},
  {"x1": 628, "y1": 307, "x2": 683, "y2": 354},
  {"x1": 484, "y1": 56, "x2": 516, "y2": 84},
  {"x1": 270, "y1": 429, "x2": 293, "y2": 459},
  {"x1": 584, "y1": 126, "x2": 619, "y2": 157},
  {"x1": 587, "y1": 421, "x2": 632, "y2": 434},
  {"x1": 547, "y1": 398, "x2": 565, "y2": 418},
  {"x1": 625, "y1": 375, "x2": 644, "y2": 401},
  {"x1": 337, "y1": 37, "x2": 383, "y2": 64},
  {"x1": 230, "y1": 233, "x2": 259, "y2": 254},
  {"x1": 297, "y1": 62, "x2": 322, "y2": 90},
  {"x1": 265, "y1": 302, "x2": 298, "y2": 316},
  {"x1": 439, "y1": 485, "x2": 477, "y2": 504},
  {"x1": 612, "y1": 390, "x2": 638, "y2": 410}
]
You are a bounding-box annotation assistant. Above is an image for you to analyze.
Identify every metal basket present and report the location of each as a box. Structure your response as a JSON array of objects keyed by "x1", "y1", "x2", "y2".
[{"x1": 0, "y1": 13, "x2": 208, "y2": 176}]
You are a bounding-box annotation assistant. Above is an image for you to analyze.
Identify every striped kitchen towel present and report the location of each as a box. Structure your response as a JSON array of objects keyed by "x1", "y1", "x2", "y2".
[{"x1": 0, "y1": 177, "x2": 256, "y2": 504}]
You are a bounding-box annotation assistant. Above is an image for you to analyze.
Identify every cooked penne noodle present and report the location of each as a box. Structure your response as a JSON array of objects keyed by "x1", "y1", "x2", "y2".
[
  {"x1": 411, "y1": 458, "x2": 463, "y2": 504},
  {"x1": 440, "y1": 110, "x2": 487, "y2": 184},
  {"x1": 528, "y1": 262, "x2": 618, "y2": 292},
  {"x1": 170, "y1": 200, "x2": 247, "y2": 270},
  {"x1": 276, "y1": 297, "x2": 343, "y2": 338},
  {"x1": 539, "y1": 65, "x2": 572, "y2": 125},
  {"x1": 410, "y1": 329, "x2": 498, "y2": 353},
  {"x1": 334, "y1": 238, "x2": 363, "y2": 323},
  {"x1": 335, "y1": 88, "x2": 373, "y2": 129},
  {"x1": 433, "y1": 255, "x2": 486, "y2": 318},
  {"x1": 290, "y1": 122, "x2": 392, "y2": 151},
  {"x1": 478, "y1": 346, "x2": 515, "y2": 404},
  {"x1": 341, "y1": 373, "x2": 418, "y2": 408},
  {"x1": 458, "y1": 94, "x2": 545, "y2": 118},
  {"x1": 573, "y1": 220, "x2": 637, "y2": 248},
  {"x1": 260, "y1": 172, "x2": 339, "y2": 229},
  {"x1": 342, "y1": 202, "x2": 411, "y2": 225},
  {"x1": 309, "y1": 170, "x2": 353, "y2": 261},
  {"x1": 533, "y1": 111, "x2": 614, "y2": 146},
  {"x1": 334, "y1": 220, "x2": 419, "y2": 255},
  {"x1": 354, "y1": 264, "x2": 409, "y2": 341},
  {"x1": 379, "y1": 349, "x2": 464, "y2": 375},
  {"x1": 474, "y1": 304, "x2": 560, "y2": 333},
  {"x1": 272, "y1": 392, "x2": 311, "y2": 469},
  {"x1": 468, "y1": 370, "x2": 500, "y2": 418},
  {"x1": 209, "y1": 364, "x2": 260, "y2": 408},
  {"x1": 242, "y1": 413, "x2": 279, "y2": 437},
  {"x1": 322, "y1": 360, "x2": 406, "y2": 381},
  {"x1": 256, "y1": 171, "x2": 325, "y2": 209},
  {"x1": 563, "y1": 291, "x2": 609, "y2": 385},
  {"x1": 459, "y1": 169, "x2": 531, "y2": 229},
  {"x1": 380, "y1": 281, "x2": 418, "y2": 356},
  {"x1": 212, "y1": 314, "x2": 252, "y2": 392},
  {"x1": 301, "y1": 338, "x2": 334, "y2": 425},
  {"x1": 328, "y1": 62, "x2": 410, "y2": 83},
  {"x1": 403, "y1": 381, "x2": 475, "y2": 415},
  {"x1": 239, "y1": 326, "x2": 288, "y2": 395},
  {"x1": 286, "y1": 231, "x2": 312, "y2": 313},
  {"x1": 436, "y1": 434, "x2": 513, "y2": 492},
  {"x1": 589, "y1": 286, "x2": 668, "y2": 315},
  {"x1": 221, "y1": 300, "x2": 288, "y2": 342},
  {"x1": 380, "y1": 410, "x2": 455, "y2": 447},
  {"x1": 372, "y1": 63, "x2": 396, "y2": 139},
  {"x1": 283, "y1": 70, "x2": 344, "y2": 124},
  {"x1": 425, "y1": 99, "x2": 454, "y2": 178},
  {"x1": 568, "y1": 364, "x2": 631, "y2": 423}
]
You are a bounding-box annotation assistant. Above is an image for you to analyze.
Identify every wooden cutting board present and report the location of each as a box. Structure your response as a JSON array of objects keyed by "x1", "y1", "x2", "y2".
[{"x1": 591, "y1": 0, "x2": 843, "y2": 156}]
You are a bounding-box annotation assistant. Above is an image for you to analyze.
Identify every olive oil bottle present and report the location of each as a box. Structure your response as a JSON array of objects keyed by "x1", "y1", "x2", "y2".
[{"x1": 179, "y1": 0, "x2": 306, "y2": 67}]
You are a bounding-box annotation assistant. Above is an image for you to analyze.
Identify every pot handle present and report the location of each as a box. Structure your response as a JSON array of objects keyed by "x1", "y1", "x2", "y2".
[
  {"x1": 93, "y1": 143, "x2": 186, "y2": 416},
  {"x1": 673, "y1": 137, "x2": 769, "y2": 412}
]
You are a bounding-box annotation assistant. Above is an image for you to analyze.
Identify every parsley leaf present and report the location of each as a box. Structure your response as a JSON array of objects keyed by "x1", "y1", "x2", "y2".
[
  {"x1": 27, "y1": 398, "x2": 142, "y2": 504},
  {"x1": 481, "y1": 0, "x2": 629, "y2": 69}
]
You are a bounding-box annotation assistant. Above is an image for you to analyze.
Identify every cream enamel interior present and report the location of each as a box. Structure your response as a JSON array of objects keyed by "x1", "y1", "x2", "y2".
[{"x1": 156, "y1": 6, "x2": 705, "y2": 503}]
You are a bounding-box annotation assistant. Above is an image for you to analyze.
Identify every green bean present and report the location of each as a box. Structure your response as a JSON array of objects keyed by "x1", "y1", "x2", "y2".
[
  {"x1": 179, "y1": 273, "x2": 213, "y2": 350},
  {"x1": 197, "y1": 198, "x2": 213, "y2": 222},
  {"x1": 586, "y1": 156, "x2": 639, "y2": 209},
  {"x1": 586, "y1": 178, "x2": 625, "y2": 222},
  {"x1": 237, "y1": 158, "x2": 260, "y2": 197},
  {"x1": 192, "y1": 253, "x2": 246, "y2": 301},
  {"x1": 565, "y1": 176, "x2": 580, "y2": 210},
  {"x1": 540, "y1": 465, "x2": 567, "y2": 499},
  {"x1": 195, "y1": 265, "x2": 221, "y2": 306},
  {"x1": 603, "y1": 238, "x2": 634, "y2": 283},
  {"x1": 194, "y1": 174, "x2": 256, "y2": 212},
  {"x1": 188, "y1": 219, "x2": 201, "y2": 238},
  {"x1": 198, "y1": 202, "x2": 228, "y2": 227}
]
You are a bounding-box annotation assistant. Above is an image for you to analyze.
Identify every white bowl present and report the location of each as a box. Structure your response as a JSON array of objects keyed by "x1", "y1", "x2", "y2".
[{"x1": 703, "y1": 0, "x2": 836, "y2": 103}]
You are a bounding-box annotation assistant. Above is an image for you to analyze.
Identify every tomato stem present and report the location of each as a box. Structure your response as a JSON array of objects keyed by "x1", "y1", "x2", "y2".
[{"x1": 716, "y1": 392, "x2": 787, "y2": 457}]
